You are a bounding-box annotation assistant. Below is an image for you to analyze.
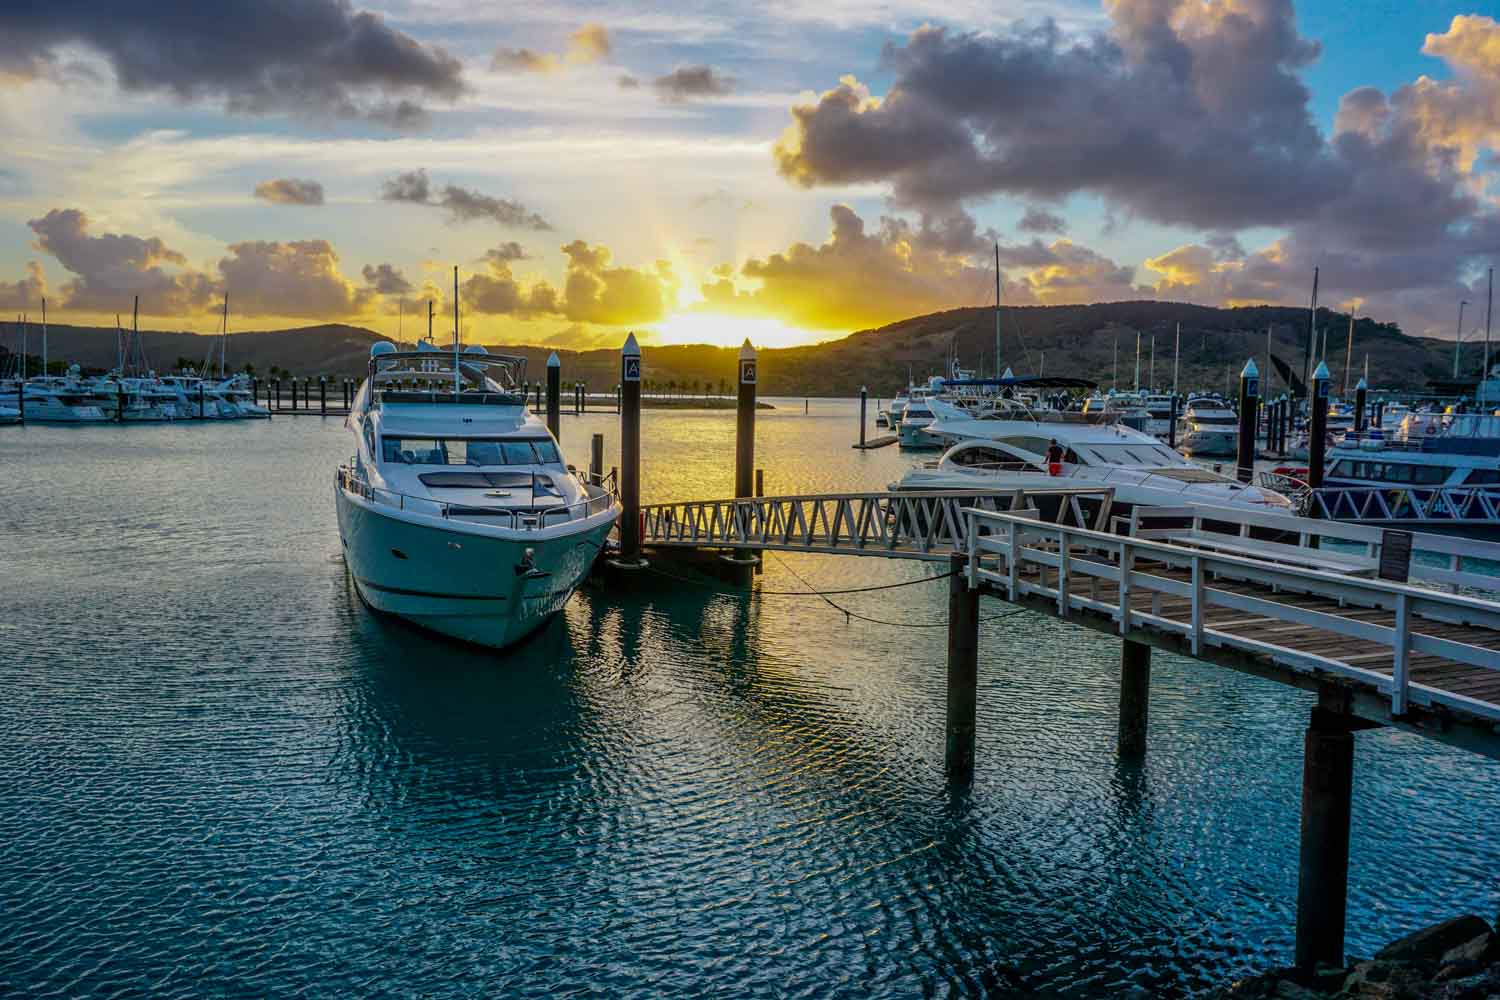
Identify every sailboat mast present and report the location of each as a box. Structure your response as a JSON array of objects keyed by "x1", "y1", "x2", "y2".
[
  {"x1": 993, "y1": 242, "x2": 1001, "y2": 378},
  {"x1": 452, "y1": 265, "x2": 460, "y2": 393},
  {"x1": 220, "y1": 295, "x2": 229, "y2": 378},
  {"x1": 1149, "y1": 334, "x2": 1155, "y2": 390},
  {"x1": 41, "y1": 298, "x2": 46, "y2": 376},
  {"x1": 116, "y1": 314, "x2": 123, "y2": 372},
  {"x1": 1265, "y1": 324, "x2": 1273, "y2": 398},
  {"x1": 1342, "y1": 312, "x2": 1354, "y2": 397},
  {"x1": 131, "y1": 296, "x2": 139, "y2": 377},
  {"x1": 1172, "y1": 322, "x2": 1180, "y2": 398},
  {"x1": 1134, "y1": 330, "x2": 1141, "y2": 391},
  {"x1": 1484, "y1": 267, "x2": 1495, "y2": 408},
  {"x1": 1303, "y1": 266, "x2": 1319, "y2": 400}
]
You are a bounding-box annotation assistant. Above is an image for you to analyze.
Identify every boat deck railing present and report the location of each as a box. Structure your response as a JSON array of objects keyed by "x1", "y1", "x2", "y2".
[
  {"x1": 337, "y1": 465, "x2": 615, "y2": 529},
  {"x1": 1309, "y1": 484, "x2": 1500, "y2": 528}
]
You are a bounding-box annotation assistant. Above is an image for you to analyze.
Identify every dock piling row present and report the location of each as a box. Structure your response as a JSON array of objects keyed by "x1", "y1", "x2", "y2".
[{"x1": 545, "y1": 352, "x2": 561, "y2": 441}]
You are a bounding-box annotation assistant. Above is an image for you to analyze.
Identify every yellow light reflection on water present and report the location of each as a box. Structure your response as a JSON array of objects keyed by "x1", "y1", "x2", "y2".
[{"x1": 652, "y1": 313, "x2": 839, "y2": 350}]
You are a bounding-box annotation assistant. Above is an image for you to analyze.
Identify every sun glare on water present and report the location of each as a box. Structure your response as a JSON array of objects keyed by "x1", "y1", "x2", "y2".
[{"x1": 653, "y1": 313, "x2": 834, "y2": 350}]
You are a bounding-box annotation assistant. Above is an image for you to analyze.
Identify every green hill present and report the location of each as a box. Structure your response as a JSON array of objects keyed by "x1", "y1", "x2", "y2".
[{"x1": 0, "y1": 302, "x2": 1467, "y2": 397}]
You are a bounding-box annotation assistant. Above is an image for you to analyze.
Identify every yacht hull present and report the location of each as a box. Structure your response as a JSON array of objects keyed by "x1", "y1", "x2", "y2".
[
  {"x1": 1177, "y1": 429, "x2": 1238, "y2": 457},
  {"x1": 335, "y1": 486, "x2": 617, "y2": 649}
]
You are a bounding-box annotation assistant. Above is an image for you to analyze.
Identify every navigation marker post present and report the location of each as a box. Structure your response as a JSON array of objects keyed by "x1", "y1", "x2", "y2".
[
  {"x1": 613, "y1": 333, "x2": 645, "y2": 569},
  {"x1": 1308, "y1": 362, "x2": 1330, "y2": 491},
  {"x1": 1236, "y1": 359, "x2": 1260, "y2": 485}
]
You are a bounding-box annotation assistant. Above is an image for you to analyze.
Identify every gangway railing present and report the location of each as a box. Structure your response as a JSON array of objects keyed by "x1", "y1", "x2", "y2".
[
  {"x1": 640, "y1": 488, "x2": 1116, "y2": 561},
  {"x1": 1309, "y1": 484, "x2": 1500, "y2": 528},
  {"x1": 961, "y1": 506, "x2": 1500, "y2": 724}
]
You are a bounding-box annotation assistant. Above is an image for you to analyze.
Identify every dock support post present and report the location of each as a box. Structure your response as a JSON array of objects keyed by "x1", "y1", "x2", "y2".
[
  {"x1": 320, "y1": 377, "x2": 327, "y2": 416},
  {"x1": 945, "y1": 552, "x2": 980, "y2": 784},
  {"x1": 198, "y1": 382, "x2": 205, "y2": 419},
  {"x1": 117, "y1": 382, "x2": 126, "y2": 422},
  {"x1": 545, "y1": 352, "x2": 561, "y2": 440},
  {"x1": 859, "y1": 385, "x2": 867, "y2": 448},
  {"x1": 1118, "y1": 639, "x2": 1151, "y2": 759},
  {"x1": 616, "y1": 334, "x2": 644, "y2": 566},
  {"x1": 1295, "y1": 702, "x2": 1356, "y2": 973},
  {"x1": 1168, "y1": 392, "x2": 1178, "y2": 450},
  {"x1": 589, "y1": 433, "x2": 604, "y2": 485},
  {"x1": 274, "y1": 379, "x2": 281, "y2": 411},
  {"x1": 1236, "y1": 359, "x2": 1260, "y2": 484},
  {"x1": 1353, "y1": 378, "x2": 1367, "y2": 439},
  {"x1": 736, "y1": 340, "x2": 757, "y2": 499},
  {"x1": 1309, "y1": 362, "x2": 1330, "y2": 491}
]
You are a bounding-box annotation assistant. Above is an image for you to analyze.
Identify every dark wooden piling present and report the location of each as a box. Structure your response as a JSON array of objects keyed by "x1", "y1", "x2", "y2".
[
  {"x1": 117, "y1": 383, "x2": 126, "y2": 422},
  {"x1": 859, "y1": 385, "x2": 867, "y2": 448},
  {"x1": 274, "y1": 378, "x2": 281, "y2": 411},
  {"x1": 1295, "y1": 700, "x2": 1357, "y2": 972},
  {"x1": 546, "y1": 352, "x2": 561, "y2": 440},
  {"x1": 735, "y1": 340, "x2": 757, "y2": 499},
  {"x1": 617, "y1": 334, "x2": 643, "y2": 565},
  {"x1": 945, "y1": 552, "x2": 980, "y2": 784},
  {"x1": 1118, "y1": 639, "x2": 1151, "y2": 759},
  {"x1": 198, "y1": 382, "x2": 205, "y2": 419},
  {"x1": 1354, "y1": 379, "x2": 1368, "y2": 437},
  {"x1": 1168, "y1": 392, "x2": 1178, "y2": 450},
  {"x1": 1309, "y1": 363, "x2": 1330, "y2": 490},
  {"x1": 589, "y1": 433, "x2": 604, "y2": 485},
  {"x1": 319, "y1": 377, "x2": 327, "y2": 416},
  {"x1": 1236, "y1": 359, "x2": 1260, "y2": 484}
]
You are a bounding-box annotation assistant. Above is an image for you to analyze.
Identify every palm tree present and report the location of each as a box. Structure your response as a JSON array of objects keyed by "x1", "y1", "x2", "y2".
[{"x1": 668, "y1": 379, "x2": 677, "y2": 399}]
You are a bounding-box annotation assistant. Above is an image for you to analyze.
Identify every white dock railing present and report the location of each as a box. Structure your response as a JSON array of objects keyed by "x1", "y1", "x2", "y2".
[
  {"x1": 961, "y1": 507, "x2": 1500, "y2": 724},
  {"x1": 1310, "y1": 485, "x2": 1500, "y2": 528}
]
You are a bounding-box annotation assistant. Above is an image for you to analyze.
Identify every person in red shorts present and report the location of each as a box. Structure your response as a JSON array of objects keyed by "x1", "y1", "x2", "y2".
[{"x1": 1046, "y1": 439, "x2": 1065, "y2": 476}]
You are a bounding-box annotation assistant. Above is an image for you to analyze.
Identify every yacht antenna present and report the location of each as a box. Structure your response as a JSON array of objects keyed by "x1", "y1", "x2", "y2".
[
  {"x1": 1342, "y1": 312, "x2": 1354, "y2": 397},
  {"x1": 1303, "y1": 266, "x2": 1319, "y2": 402},
  {"x1": 993, "y1": 241, "x2": 1001, "y2": 377},
  {"x1": 453, "y1": 265, "x2": 460, "y2": 393}
]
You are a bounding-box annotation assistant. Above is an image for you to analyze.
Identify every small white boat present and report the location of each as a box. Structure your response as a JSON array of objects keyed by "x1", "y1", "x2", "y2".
[
  {"x1": 1177, "y1": 395, "x2": 1239, "y2": 457},
  {"x1": 335, "y1": 341, "x2": 619, "y2": 648}
]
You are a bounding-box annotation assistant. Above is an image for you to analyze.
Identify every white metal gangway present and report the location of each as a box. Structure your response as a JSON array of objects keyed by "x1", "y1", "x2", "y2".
[{"x1": 638, "y1": 487, "x2": 1116, "y2": 562}]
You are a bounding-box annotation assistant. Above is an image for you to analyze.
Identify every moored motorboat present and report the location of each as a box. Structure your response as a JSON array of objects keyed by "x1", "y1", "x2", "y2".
[{"x1": 335, "y1": 341, "x2": 619, "y2": 648}]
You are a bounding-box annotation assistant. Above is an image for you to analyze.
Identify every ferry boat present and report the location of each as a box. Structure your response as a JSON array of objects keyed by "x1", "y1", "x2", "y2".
[
  {"x1": 900, "y1": 395, "x2": 1292, "y2": 514},
  {"x1": 1177, "y1": 395, "x2": 1239, "y2": 457},
  {"x1": 335, "y1": 341, "x2": 619, "y2": 648}
]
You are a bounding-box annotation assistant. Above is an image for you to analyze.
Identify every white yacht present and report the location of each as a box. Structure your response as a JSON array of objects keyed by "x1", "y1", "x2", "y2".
[
  {"x1": 14, "y1": 375, "x2": 108, "y2": 422},
  {"x1": 335, "y1": 341, "x2": 619, "y2": 648},
  {"x1": 1142, "y1": 393, "x2": 1175, "y2": 437},
  {"x1": 1177, "y1": 395, "x2": 1239, "y2": 457},
  {"x1": 898, "y1": 398, "x2": 1292, "y2": 514},
  {"x1": 213, "y1": 374, "x2": 271, "y2": 418}
]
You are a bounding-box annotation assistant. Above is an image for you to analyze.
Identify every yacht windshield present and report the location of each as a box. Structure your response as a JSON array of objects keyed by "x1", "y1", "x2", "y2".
[
  {"x1": 1074, "y1": 443, "x2": 1183, "y2": 466},
  {"x1": 381, "y1": 436, "x2": 561, "y2": 466}
]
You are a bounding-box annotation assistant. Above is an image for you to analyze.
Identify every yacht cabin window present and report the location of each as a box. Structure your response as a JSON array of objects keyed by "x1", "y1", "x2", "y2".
[
  {"x1": 381, "y1": 436, "x2": 562, "y2": 466},
  {"x1": 951, "y1": 446, "x2": 1039, "y2": 471},
  {"x1": 1073, "y1": 443, "x2": 1182, "y2": 466}
]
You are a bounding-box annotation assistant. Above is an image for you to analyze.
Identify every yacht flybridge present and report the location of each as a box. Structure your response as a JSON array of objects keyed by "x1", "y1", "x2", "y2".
[
  {"x1": 335, "y1": 341, "x2": 619, "y2": 648},
  {"x1": 897, "y1": 395, "x2": 1292, "y2": 514}
]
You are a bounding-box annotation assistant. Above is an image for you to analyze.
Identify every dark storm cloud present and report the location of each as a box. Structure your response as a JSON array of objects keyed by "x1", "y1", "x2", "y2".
[
  {"x1": 653, "y1": 65, "x2": 734, "y2": 103},
  {"x1": 28, "y1": 208, "x2": 214, "y2": 312},
  {"x1": 776, "y1": 0, "x2": 1346, "y2": 230},
  {"x1": 0, "y1": 0, "x2": 466, "y2": 128},
  {"x1": 379, "y1": 169, "x2": 552, "y2": 230},
  {"x1": 361, "y1": 263, "x2": 412, "y2": 295},
  {"x1": 254, "y1": 178, "x2": 326, "y2": 206},
  {"x1": 483, "y1": 242, "x2": 530, "y2": 264},
  {"x1": 1018, "y1": 206, "x2": 1067, "y2": 234}
]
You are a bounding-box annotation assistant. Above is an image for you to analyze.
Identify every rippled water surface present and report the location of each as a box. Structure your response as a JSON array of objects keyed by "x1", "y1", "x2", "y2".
[{"x1": 2, "y1": 400, "x2": 1498, "y2": 998}]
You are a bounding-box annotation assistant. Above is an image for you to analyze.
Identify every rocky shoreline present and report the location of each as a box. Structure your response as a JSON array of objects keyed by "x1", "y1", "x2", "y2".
[{"x1": 1213, "y1": 915, "x2": 1500, "y2": 999}]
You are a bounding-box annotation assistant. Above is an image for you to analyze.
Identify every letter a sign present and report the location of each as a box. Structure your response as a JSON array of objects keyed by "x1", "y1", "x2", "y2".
[
  {"x1": 623, "y1": 356, "x2": 641, "y2": 382},
  {"x1": 740, "y1": 359, "x2": 757, "y2": 385}
]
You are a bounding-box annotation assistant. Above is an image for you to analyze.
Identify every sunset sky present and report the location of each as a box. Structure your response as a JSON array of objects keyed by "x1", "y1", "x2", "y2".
[{"x1": 0, "y1": 0, "x2": 1497, "y2": 350}]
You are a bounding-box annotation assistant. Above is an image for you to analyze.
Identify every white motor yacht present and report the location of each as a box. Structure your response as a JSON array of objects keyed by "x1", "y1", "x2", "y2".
[
  {"x1": 1177, "y1": 395, "x2": 1239, "y2": 457},
  {"x1": 335, "y1": 341, "x2": 619, "y2": 648},
  {"x1": 898, "y1": 398, "x2": 1291, "y2": 514},
  {"x1": 16, "y1": 375, "x2": 108, "y2": 422},
  {"x1": 1142, "y1": 393, "x2": 1175, "y2": 438},
  {"x1": 213, "y1": 375, "x2": 271, "y2": 418}
]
